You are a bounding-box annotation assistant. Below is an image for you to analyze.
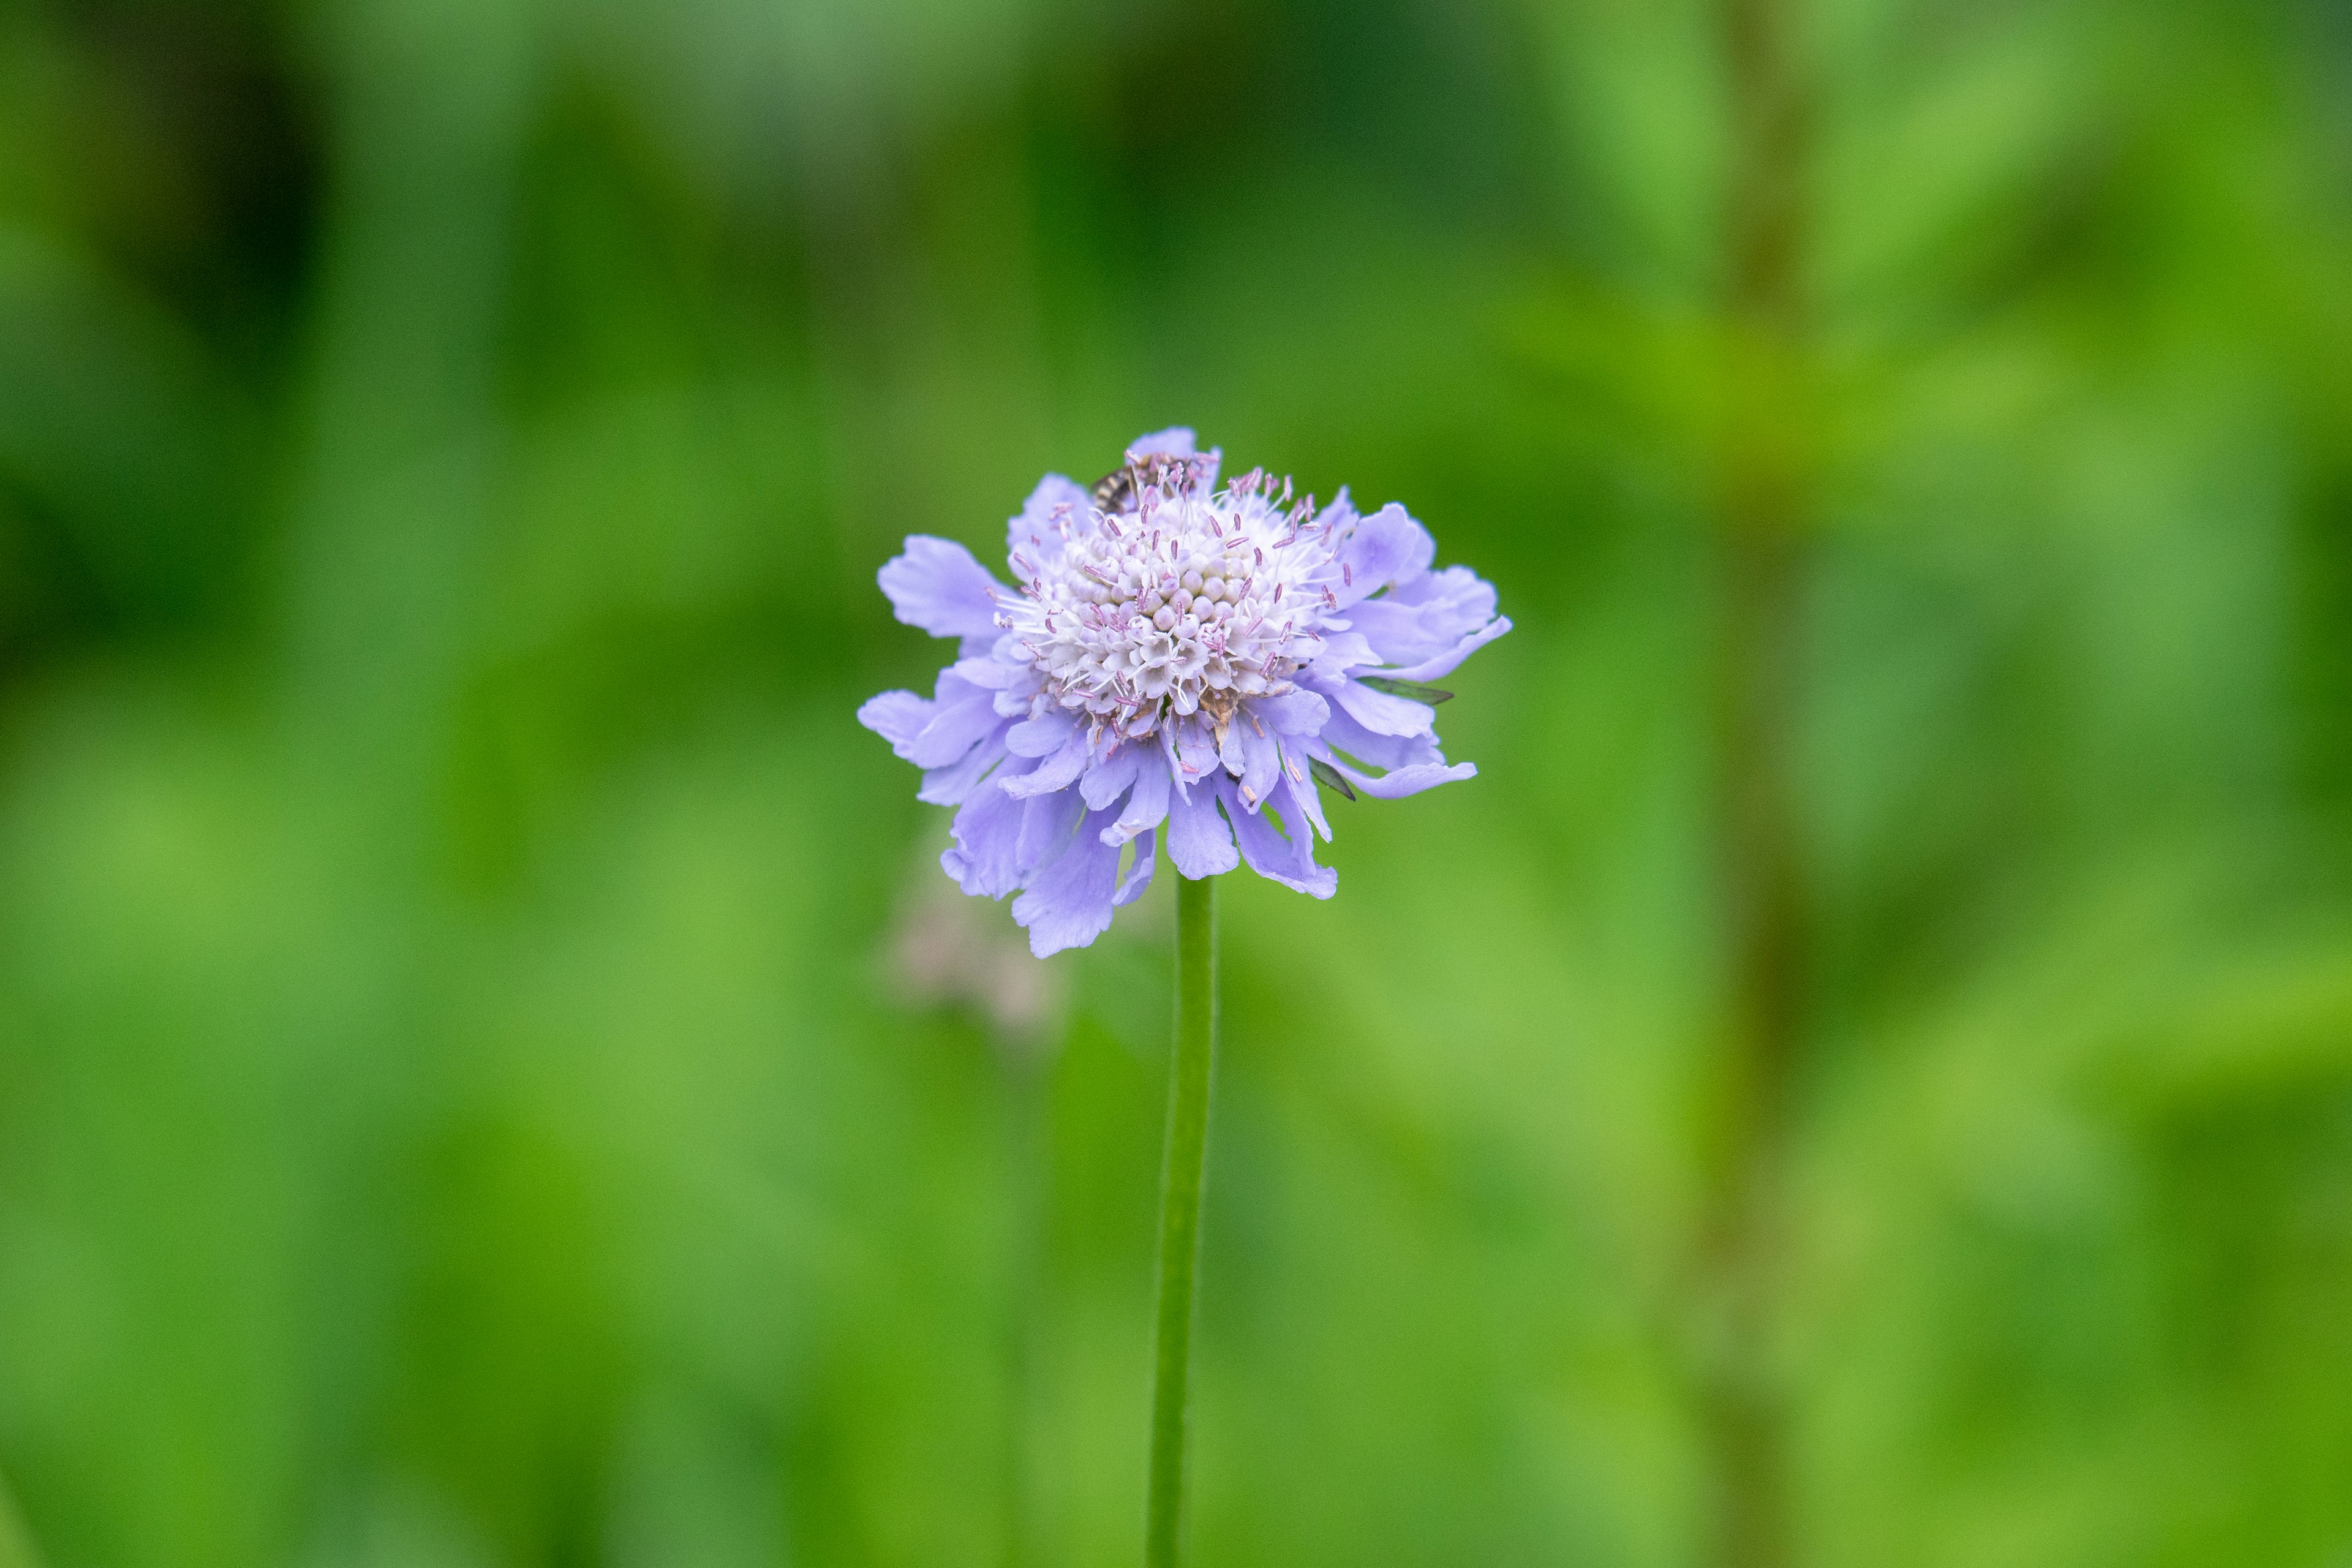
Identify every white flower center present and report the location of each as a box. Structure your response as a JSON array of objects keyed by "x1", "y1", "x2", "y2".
[{"x1": 1003, "y1": 465, "x2": 1335, "y2": 741}]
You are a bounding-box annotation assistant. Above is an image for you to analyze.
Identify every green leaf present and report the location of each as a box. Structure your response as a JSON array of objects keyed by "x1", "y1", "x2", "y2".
[
  {"x1": 1357, "y1": 676, "x2": 1453, "y2": 705},
  {"x1": 1308, "y1": 757, "x2": 1357, "y2": 801}
]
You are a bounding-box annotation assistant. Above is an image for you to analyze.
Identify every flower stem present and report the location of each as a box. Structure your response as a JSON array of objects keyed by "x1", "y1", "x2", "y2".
[
  {"x1": 1000, "y1": 1043, "x2": 1050, "y2": 1568},
  {"x1": 1699, "y1": 0, "x2": 1811, "y2": 1564},
  {"x1": 1145, "y1": 872, "x2": 1218, "y2": 1568}
]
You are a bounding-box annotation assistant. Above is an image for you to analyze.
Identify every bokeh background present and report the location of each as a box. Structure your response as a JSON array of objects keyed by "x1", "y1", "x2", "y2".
[{"x1": 5, "y1": 0, "x2": 2352, "y2": 1563}]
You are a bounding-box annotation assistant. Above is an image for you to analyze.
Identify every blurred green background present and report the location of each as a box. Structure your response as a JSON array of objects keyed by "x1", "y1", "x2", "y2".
[{"x1": 5, "y1": 0, "x2": 2352, "y2": 1563}]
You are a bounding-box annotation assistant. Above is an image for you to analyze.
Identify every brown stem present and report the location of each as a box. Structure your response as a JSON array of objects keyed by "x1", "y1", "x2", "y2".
[{"x1": 1700, "y1": 0, "x2": 1811, "y2": 1565}]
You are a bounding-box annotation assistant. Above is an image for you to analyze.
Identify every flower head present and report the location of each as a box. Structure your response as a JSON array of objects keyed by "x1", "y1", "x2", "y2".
[{"x1": 858, "y1": 429, "x2": 1510, "y2": 956}]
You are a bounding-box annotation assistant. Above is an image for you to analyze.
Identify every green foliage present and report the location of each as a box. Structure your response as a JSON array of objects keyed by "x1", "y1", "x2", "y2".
[{"x1": 2, "y1": 0, "x2": 2350, "y2": 1563}]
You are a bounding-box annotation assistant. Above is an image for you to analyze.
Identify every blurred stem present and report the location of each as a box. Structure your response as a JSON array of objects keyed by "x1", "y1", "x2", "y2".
[
  {"x1": 1701, "y1": 0, "x2": 1811, "y2": 1566},
  {"x1": 1145, "y1": 874, "x2": 1218, "y2": 1568},
  {"x1": 1001, "y1": 1039, "x2": 1050, "y2": 1568}
]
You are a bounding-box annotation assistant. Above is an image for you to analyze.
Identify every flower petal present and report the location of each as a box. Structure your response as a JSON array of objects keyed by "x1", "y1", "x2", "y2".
[
  {"x1": 1114, "y1": 829, "x2": 1156, "y2": 907},
  {"x1": 1344, "y1": 565, "x2": 1498, "y2": 665},
  {"x1": 1012, "y1": 809, "x2": 1121, "y2": 957},
  {"x1": 1080, "y1": 742, "x2": 1142, "y2": 810},
  {"x1": 1220, "y1": 776, "x2": 1335, "y2": 898},
  {"x1": 1317, "y1": 703, "x2": 1438, "y2": 771},
  {"x1": 1015, "y1": 784, "x2": 1086, "y2": 872},
  {"x1": 907, "y1": 687, "x2": 1006, "y2": 767},
  {"x1": 1008, "y1": 711, "x2": 1077, "y2": 758},
  {"x1": 1389, "y1": 562, "x2": 1497, "y2": 615},
  {"x1": 950, "y1": 655, "x2": 1019, "y2": 688},
  {"x1": 1003, "y1": 731, "x2": 1088, "y2": 799},
  {"x1": 942, "y1": 757, "x2": 1038, "y2": 897},
  {"x1": 1106, "y1": 755, "x2": 1171, "y2": 846},
  {"x1": 1308, "y1": 631, "x2": 1380, "y2": 682},
  {"x1": 1321, "y1": 753, "x2": 1479, "y2": 799},
  {"x1": 1329, "y1": 677, "x2": 1438, "y2": 739},
  {"x1": 1235, "y1": 722, "x2": 1281, "y2": 811},
  {"x1": 1370, "y1": 616, "x2": 1512, "y2": 683},
  {"x1": 1331, "y1": 502, "x2": 1433, "y2": 606},
  {"x1": 856, "y1": 690, "x2": 932, "y2": 755},
  {"x1": 919, "y1": 733, "x2": 1007, "y2": 804},
  {"x1": 1166, "y1": 778, "x2": 1238, "y2": 878},
  {"x1": 1170, "y1": 712, "x2": 1220, "y2": 786},
  {"x1": 1278, "y1": 751, "x2": 1332, "y2": 842},
  {"x1": 1217, "y1": 720, "x2": 1247, "y2": 778},
  {"x1": 1248, "y1": 689, "x2": 1329, "y2": 736},
  {"x1": 880, "y1": 536, "x2": 1006, "y2": 643},
  {"x1": 1130, "y1": 427, "x2": 1196, "y2": 458}
]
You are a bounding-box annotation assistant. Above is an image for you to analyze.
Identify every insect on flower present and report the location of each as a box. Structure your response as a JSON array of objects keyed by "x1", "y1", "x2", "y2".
[{"x1": 858, "y1": 429, "x2": 1510, "y2": 956}]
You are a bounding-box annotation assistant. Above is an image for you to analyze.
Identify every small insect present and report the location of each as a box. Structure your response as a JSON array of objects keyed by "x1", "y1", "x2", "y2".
[
  {"x1": 1093, "y1": 451, "x2": 1202, "y2": 516},
  {"x1": 1092, "y1": 465, "x2": 1140, "y2": 515}
]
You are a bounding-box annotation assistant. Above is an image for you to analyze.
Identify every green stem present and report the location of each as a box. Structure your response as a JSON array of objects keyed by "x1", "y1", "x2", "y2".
[
  {"x1": 1145, "y1": 872, "x2": 1218, "y2": 1568},
  {"x1": 1001, "y1": 1044, "x2": 1049, "y2": 1568}
]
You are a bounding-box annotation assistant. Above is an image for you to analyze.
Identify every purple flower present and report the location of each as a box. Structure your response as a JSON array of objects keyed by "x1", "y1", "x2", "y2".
[{"x1": 858, "y1": 429, "x2": 1510, "y2": 956}]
